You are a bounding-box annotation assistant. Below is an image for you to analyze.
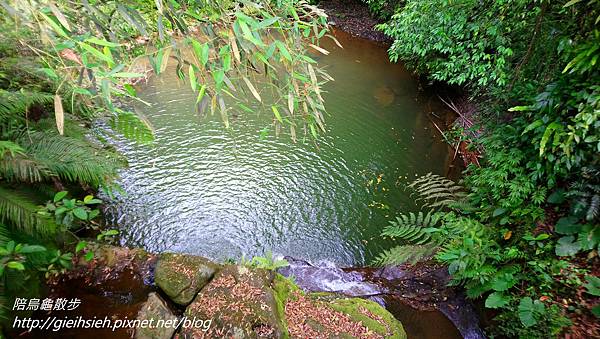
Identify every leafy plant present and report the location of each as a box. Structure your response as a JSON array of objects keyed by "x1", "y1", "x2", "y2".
[
  {"x1": 247, "y1": 250, "x2": 289, "y2": 271},
  {"x1": 42, "y1": 191, "x2": 102, "y2": 229},
  {"x1": 0, "y1": 240, "x2": 46, "y2": 277}
]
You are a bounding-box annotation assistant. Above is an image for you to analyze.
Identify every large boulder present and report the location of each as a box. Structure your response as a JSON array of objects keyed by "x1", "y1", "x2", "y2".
[
  {"x1": 135, "y1": 292, "x2": 179, "y2": 339},
  {"x1": 274, "y1": 275, "x2": 407, "y2": 339},
  {"x1": 180, "y1": 265, "x2": 285, "y2": 338},
  {"x1": 154, "y1": 253, "x2": 219, "y2": 305}
]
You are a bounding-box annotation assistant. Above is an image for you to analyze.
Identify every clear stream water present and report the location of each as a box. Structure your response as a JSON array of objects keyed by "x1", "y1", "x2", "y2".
[{"x1": 104, "y1": 30, "x2": 452, "y2": 266}]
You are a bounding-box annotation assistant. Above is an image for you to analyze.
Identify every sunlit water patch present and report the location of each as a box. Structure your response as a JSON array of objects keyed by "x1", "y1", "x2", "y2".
[{"x1": 103, "y1": 30, "x2": 451, "y2": 265}]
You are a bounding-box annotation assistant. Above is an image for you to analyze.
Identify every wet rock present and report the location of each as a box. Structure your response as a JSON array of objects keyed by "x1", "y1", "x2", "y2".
[
  {"x1": 180, "y1": 265, "x2": 284, "y2": 338},
  {"x1": 279, "y1": 257, "x2": 383, "y2": 297},
  {"x1": 135, "y1": 292, "x2": 179, "y2": 339},
  {"x1": 154, "y1": 252, "x2": 219, "y2": 305},
  {"x1": 279, "y1": 257, "x2": 485, "y2": 339}
]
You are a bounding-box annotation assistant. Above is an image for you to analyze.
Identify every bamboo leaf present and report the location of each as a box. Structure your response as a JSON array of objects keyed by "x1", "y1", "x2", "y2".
[
  {"x1": 54, "y1": 95, "x2": 64, "y2": 135},
  {"x1": 309, "y1": 44, "x2": 329, "y2": 55},
  {"x1": 188, "y1": 65, "x2": 197, "y2": 92},
  {"x1": 243, "y1": 76, "x2": 262, "y2": 102},
  {"x1": 49, "y1": 3, "x2": 71, "y2": 32},
  {"x1": 85, "y1": 37, "x2": 120, "y2": 47},
  {"x1": 79, "y1": 42, "x2": 113, "y2": 64},
  {"x1": 272, "y1": 105, "x2": 283, "y2": 123},
  {"x1": 39, "y1": 12, "x2": 68, "y2": 38},
  {"x1": 288, "y1": 92, "x2": 294, "y2": 115}
]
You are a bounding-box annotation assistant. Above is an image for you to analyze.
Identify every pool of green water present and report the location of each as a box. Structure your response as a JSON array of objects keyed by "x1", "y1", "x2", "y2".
[{"x1": 104, "y1": 30, "x2": 452, "y2": 265}]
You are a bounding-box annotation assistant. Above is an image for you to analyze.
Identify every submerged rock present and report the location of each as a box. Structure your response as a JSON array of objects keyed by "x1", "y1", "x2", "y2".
[
  {"x1": 135, "y1": 292, "x2": 179, "y2": 339},
  {"x1": 181, "y1": 265, "x2": 285, "y2": 338},
  {"x1": 154, "y1": 252, "x2": 219, "y2": 305}
]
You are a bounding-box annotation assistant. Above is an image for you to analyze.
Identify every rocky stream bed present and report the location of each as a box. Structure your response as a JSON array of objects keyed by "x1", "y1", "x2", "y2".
[{"x1": 13, "y1": 245, "x2": 484, "y2": 338}]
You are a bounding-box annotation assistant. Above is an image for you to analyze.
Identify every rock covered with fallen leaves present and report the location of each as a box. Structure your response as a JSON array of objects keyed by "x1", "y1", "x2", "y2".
[
  {"x1": 141, "y1": 253, "x2": 405, "y2": 338},
  {"x1": 180, "y1": 265, "x2": 286, "y2": 338},
  {"x1": 154, "y1": 252, "x2": 220, "y2": 305}
]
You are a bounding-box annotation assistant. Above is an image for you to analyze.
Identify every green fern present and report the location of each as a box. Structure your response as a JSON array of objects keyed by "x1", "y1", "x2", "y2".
[
  {"x1": 408, "y1": 172, "x2": 466, "y2": 208},
  {"x1": 375, "y1": 174, "x2": 477, "y2": 266},
  {"x1": 373, "y1": 243, "x2": 439, "y2": 266},
  {"x1": 382, "y1": 211, "x2": 443, "y2": 244},
  {"x1": 14, "y1": 130, "x2": 121, "y2": 187},
  {"x1": 0, "y1": 185, "x2": 56, "y2": 236},
  {"x1": 0, "y1": 89, "x2": 53, "y2": 123}
]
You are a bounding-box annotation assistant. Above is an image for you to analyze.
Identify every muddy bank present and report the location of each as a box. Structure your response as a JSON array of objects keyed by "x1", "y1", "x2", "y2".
[{"x1": 320, "y1": 0, "x2": 391, "y2": 43}]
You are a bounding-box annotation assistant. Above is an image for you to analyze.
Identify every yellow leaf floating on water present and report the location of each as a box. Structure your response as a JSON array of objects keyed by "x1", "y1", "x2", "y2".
[{"x1": 54, "y1": 94, "x2": 64, "y2": 135}]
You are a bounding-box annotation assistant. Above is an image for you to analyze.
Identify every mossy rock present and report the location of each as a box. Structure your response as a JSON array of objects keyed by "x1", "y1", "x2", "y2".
[
  {"x1": 154, "y1": 252, "x2": 219, "y2": 305},
  {"x1": 135, "y1": 292, "x2": 179, "y2": 339},
  {"x1": 180, "y1": 265, "x2": 285, "y2": 338},
  {"x1": 274, "y1": 274, "x2": 406, "y2": 339}
]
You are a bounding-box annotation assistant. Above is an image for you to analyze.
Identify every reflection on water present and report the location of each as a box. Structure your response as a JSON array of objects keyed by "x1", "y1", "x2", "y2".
[{"x1": 103, "y1": 30, "x2": 451, "y2": 265}]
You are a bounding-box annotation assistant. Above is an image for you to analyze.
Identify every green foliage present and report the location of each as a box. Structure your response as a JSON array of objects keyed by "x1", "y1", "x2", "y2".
[
  {"x1": 362, "y1": 0, "x2": 402, "y2": 19},
  {"x1": 1, "y1": 0, "x2": 335, "y2": 140},
  {"x1": 41, "y1": 191, "x2": 102, "y2": 229},
  {"x1": 246, "y1": 250, "x2": 289, "y2": 271}
]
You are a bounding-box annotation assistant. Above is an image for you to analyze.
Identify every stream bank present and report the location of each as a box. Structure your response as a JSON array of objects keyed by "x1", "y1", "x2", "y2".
[{"x1": 12, "y1": 245, "x2": 482, "y2": 338}]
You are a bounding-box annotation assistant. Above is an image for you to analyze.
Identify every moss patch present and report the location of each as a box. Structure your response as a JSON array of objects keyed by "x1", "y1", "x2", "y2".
[{"x1": 273, "y1": 274, "x2": 406, "y2": 339}]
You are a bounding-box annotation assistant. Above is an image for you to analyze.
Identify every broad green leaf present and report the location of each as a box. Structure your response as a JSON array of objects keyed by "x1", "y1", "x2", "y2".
[
  {"x1": 75, "y1": 241, "x2": 87, "y2": 253},
  {"x1": 518, "y1": 297, "x2": 537, "y2": 327},
  {"x1": 19, "y1": 245, "x2": 46, "y2": 254},
  {"x1": 555, "y1": 216, "x2": 582, "y2": 235},
  {"x1": 539, "y1": 122, "x2": 562, "y2": 155},
  {"x1": 84, "y1": 251, "x2": 94, "y2": 261},
  {"x1": 485, "y1": 292, "x2": 509, "y2": 308},
  {"x1": 276, "y1": 41, "x2": 292, "y2": 62},
  {"x1": 584, "y1": 276, "x2": 600, "y2": 296},
  {"x1": 6, "y1": 261, "x2": 25, "y2": 270},
  {"x1": 73, "y1": 207, "x2": 88, "y2": 220},
  {"x1": 555, "y1": 235, "x2": 581, "y2": 256},
  {"x1": 508, "y1": 105, "x2": 532, "y2": 112},
  {"x1": 196, "y1": 85, "x2": 206, "y2": 104},
  {"x1": 54, "y1": 191, "x2": 68, "y2": 202}
]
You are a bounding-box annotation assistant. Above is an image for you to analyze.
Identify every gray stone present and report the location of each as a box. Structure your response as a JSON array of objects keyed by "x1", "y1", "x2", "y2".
[
  {"x1": 154, "y1": 252, "x2": 219, "y2": 305},
  {"x1": 135, "y1": 292, "x2": 178, "y2": 339}
]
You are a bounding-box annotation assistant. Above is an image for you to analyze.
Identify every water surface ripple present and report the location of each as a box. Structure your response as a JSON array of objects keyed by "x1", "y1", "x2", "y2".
[{"x1": 103, "y1": 31, "x2": 450, "y2": 265}]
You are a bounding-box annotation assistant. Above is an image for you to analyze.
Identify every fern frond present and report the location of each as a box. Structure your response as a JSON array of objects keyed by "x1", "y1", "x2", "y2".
[
  {"x1": 0, "y1": 152, "x2": 51, "y2": 182},
  {"x1": 382, "y1": 211, "x2": 442, "y2": 244},
  {"x1": 0, "y1": 185, "x2": 56, "y2": 236},
  {"x1": 17, "y1": 131, "x2": 121, "y2": 187},
  {"x1": 409, "y1": 173, "x2": 466, "y2": 208},
  {"x1": 110, "y1": 109, "x2": 154, "y2": 144},
  {"x1": 0, "y1": 89, "x2": 53, "y2": 123},
  {"x1": 372, "y1": 243, "x2": 438, "y2": 266},
  {"x1": 587, "y1": 194, "x2": 599, "y2": 221}
]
